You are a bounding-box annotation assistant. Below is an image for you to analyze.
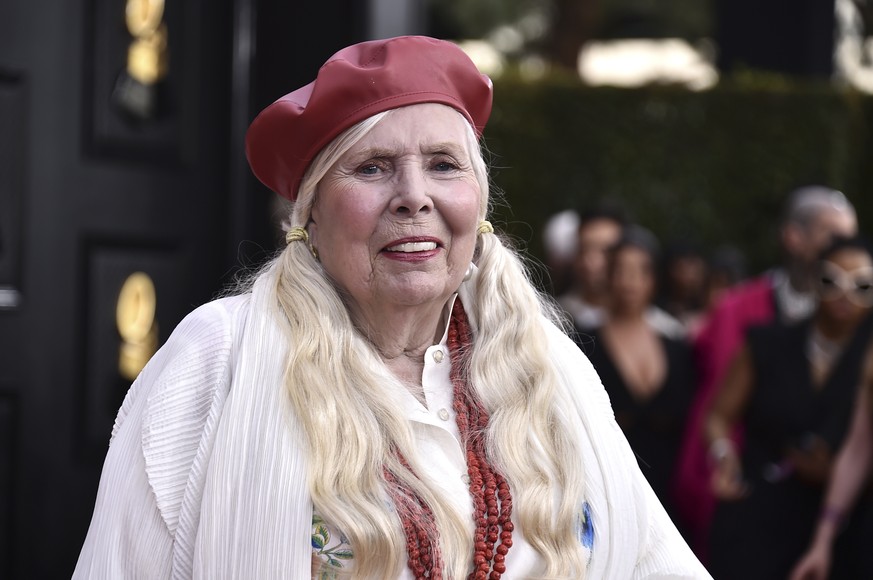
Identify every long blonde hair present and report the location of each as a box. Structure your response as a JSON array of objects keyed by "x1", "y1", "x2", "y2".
[{"x1": 268, "y1": 106, "x2": 587, "y2": 578}]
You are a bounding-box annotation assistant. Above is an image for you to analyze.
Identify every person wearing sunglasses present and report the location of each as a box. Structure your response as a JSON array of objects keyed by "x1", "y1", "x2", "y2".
[
  {"x1": 704, "y1": 236, "x2": 873, "y2": 580},
  {"x1": 790, "y1": 251, "x2": 873, "y2": 580}
]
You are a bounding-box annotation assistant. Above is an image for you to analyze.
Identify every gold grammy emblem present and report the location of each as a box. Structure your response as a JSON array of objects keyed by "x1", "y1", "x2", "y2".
[
  {"x1": 113, "y1": 0, "x2": 168, "y2": 120},
  {"x1": 125, "y1": 0, "x2": 168, "y2": 86},
  {"x1": 116, "y1": 272, "x2": 159, "y2": 381}
]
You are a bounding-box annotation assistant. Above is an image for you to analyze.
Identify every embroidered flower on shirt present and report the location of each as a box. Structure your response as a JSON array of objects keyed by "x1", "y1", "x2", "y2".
[
  {"x1": 578, "y1": 501, "x2": 594, "y2": 550},
  {"x1": 312, "y1": 513, "x2": 354, "y2": 578}
]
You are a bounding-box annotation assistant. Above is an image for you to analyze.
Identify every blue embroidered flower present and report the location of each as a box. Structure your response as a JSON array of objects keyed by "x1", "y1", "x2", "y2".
[{"x1": 578, "y1": 501, "x2": 594, "y2": 550}]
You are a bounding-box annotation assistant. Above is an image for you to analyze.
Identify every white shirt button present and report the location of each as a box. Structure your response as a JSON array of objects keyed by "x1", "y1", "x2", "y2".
[
  {"x1": 433, "y1": 350, "x2": 445, "y2": 363},
  {"x1": 461, "y1": 474, "x2": 471, "y2": 484},
  {"x1": 438, "y1": 408, "x2": 450, "y2": 421}
]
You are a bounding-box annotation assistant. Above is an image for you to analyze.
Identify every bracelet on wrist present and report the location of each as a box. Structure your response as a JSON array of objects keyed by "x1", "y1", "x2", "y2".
[
  {"x1": 819, "y1": 505, "x2": 844, "y2": 528},
  {"x1": 708, "y1": 437, "x2": 737, "y2": 464}
]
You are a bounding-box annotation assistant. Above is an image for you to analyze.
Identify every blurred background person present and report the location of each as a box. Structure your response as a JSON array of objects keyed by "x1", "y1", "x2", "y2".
[
  {"x1": 558, "y1": 205, "x2": 627, "y2": 329},
  {"x1": 577, "y1": 226, "x2": 695, "y2": 531},
  {"x1": 705, "y1": 236, "x2": 873, "y2": 580},
  {"x1": 661, "y1": 241, "x2": 709, "y2": 337},
  {"x1": 542, "y1": 208, "x2": 580, "y2": 297},
  {"x1": 673, "y1": 186, "x2": 858, "y2": 556},
  {"x1": 702, "y1": 245, "x2": 748, "y2": 315}
]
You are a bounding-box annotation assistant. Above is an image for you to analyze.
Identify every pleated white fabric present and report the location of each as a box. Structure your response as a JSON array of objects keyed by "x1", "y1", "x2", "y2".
[{"x1": 72, "y1": 265, "x2": 712, "y2": 579}]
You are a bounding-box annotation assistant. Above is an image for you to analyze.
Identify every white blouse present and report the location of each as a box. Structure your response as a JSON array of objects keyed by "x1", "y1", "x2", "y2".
[
  {"x1": 310, "y1": 294, "x2": 589, "y2": 578},
  {"x1": 72, "y1": 267, "x2": 711, "y2": 579}
]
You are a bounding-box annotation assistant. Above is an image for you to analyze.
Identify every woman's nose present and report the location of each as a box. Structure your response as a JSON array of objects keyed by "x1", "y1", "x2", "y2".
[{"x1": 389, "y1": 167, "x2": 432, "y2": 216}]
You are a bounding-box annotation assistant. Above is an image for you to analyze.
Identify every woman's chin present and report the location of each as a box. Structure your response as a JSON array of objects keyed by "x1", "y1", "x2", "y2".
[{"x1": 374, "y1": 278, "x2": 458, "y2": 309}]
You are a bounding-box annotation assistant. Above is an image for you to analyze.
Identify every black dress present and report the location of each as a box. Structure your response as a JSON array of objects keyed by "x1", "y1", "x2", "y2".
[
  {"x1": 708, "y1": 318, "x2": 873, "y2": 580},
  {"x1": 578, "y1": 328, "x2": 695, "y2": 525}
]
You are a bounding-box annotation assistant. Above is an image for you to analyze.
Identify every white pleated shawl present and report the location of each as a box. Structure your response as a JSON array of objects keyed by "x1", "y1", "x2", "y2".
[{"x1": 73, "y1": 266, "x2": 711, "y2": 579}]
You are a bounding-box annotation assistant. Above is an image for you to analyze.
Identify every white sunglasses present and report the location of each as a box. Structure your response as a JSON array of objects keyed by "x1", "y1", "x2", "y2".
[{"x1": 818, "y1": 261, "x2": 873, "y2": 308}]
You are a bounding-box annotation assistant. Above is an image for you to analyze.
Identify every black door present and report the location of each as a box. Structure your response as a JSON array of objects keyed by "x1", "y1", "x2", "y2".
[
  {"x1": 0, "y1": 0, "x2": 369, "y2": 576},
  {"x1": 0, "y1": 0, "x2": 242, "y2": 576}
]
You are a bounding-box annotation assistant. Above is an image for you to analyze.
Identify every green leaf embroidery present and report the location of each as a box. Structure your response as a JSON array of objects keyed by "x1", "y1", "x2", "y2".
[
  {"x1": 312, "y1": 511, "x2": 354, "y2": 573},
  {"x1": 315, "y1": 524, "x2": 330, "y2": 544}
]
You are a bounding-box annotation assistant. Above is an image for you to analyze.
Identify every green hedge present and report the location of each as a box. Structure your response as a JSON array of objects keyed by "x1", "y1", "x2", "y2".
[{"x1": 485, "y1": 74, "x2": 873, "y2": 274}]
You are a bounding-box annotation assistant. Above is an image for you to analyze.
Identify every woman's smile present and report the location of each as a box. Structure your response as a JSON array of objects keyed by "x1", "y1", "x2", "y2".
[{"x1": 381, "y1": 237, "x2": 443, "y2": 262}]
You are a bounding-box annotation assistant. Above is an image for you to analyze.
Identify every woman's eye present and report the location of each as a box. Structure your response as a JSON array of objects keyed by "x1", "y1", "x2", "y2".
[
  {"x1": 358, "y1": 163, "x2": 381, "y2": 175},
  {"x1": 820, "y1": 276, "x2": 837, "y2": 287},
  {"x1": 433, "y1": 160, "x2": 458, "y2": 172}
]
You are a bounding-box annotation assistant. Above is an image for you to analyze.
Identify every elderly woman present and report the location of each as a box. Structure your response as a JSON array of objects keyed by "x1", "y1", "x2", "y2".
[{"x1": 73, "y1": 36, "x2": 708, "y2": 579}]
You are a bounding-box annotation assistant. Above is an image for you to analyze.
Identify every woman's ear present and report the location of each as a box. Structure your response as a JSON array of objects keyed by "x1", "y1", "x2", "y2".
[{"x1": 308, "y1": 203, "x2": 320, "y2": 251}]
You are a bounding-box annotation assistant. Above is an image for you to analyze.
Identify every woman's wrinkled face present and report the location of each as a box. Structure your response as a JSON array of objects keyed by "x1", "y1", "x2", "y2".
[
  {"x1": 309, "y1": 104, "x2": 481, "y2": 314},
  {"x1": 817, "y1": 248, "x2": 873, "y2": 324},
  {"x1": 609, "y1": 246, "x2": 655, "y2": 313}
]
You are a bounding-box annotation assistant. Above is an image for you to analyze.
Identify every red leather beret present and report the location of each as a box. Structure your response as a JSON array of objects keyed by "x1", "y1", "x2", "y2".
[{"x1": 245, "y1": 35, "x2": 493, "y2": 201}]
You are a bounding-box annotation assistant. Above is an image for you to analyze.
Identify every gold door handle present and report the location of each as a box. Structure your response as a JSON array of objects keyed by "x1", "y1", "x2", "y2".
[
  {"x1": 116, "y1": 272, "x2": 158, "y2": 381},
  {"x1": 125, "y1": 0, "x2": 168, "y2": 86}
]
